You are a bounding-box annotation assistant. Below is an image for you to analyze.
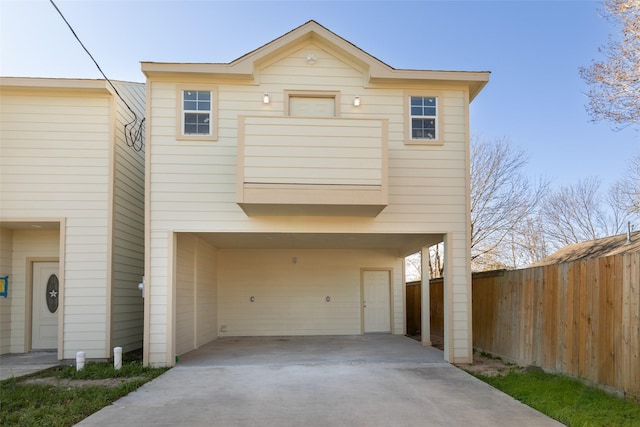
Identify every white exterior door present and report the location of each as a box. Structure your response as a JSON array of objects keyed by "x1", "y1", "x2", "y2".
[
  {"x1": 363, "y1": 270, "x2": 391, "y2": 333},
  {"x1": 32, "y1": 262, "x2": 59, "y2": 350},
  {"x1": 289, "y1": 96, "x2": 335, "y2": 117}
]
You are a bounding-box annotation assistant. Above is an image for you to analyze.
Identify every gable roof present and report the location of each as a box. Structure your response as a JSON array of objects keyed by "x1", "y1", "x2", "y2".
[
  {"x1": 141, "y1": 20, "x2": 490, "y2": 101},
  {"x1": 533, "y1": 230, "x2": 640, "y2": 266}
]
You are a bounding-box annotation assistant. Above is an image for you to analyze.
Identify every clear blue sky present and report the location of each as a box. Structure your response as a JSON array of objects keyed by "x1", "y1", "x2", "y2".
[{"x1": 1, "y1": 0, "x2": 637, "y2": 190}]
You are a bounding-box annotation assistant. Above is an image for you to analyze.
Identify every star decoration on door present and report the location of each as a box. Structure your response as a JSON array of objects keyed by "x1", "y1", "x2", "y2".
[{"x1": 46, "y1": 273, "x2": 59, "y2": 313}]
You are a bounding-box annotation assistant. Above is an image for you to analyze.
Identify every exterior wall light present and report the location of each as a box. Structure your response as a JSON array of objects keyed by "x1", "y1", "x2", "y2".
[
  {"x1": 263, "y1": 93, "x2": 270, "y2": 104},
  {"x1": 353, "y1": 96, "x2": 361, "y2": 107}
]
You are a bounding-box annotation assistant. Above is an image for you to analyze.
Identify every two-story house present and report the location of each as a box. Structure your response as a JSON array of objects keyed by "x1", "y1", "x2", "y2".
[
  {"x1": 0, "y1": 77, "x2": 145, "y2": 360},
  {"x1": 142, "y1": 21, "x2": 489, "y2": 366}
]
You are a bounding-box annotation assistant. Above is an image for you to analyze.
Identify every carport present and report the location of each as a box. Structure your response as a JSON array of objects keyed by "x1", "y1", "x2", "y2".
[{"x1": 167, "y1": 232, "x2": 449, "y2": 364}]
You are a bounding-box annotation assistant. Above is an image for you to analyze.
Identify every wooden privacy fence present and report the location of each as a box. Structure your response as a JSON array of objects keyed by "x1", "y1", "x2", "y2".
[
  {"x1": 406, "y1": 279, "x2": 443, "y2": 340},
  {"x1": 406, "y1": 252, "x2": 640, "y2": 399}
]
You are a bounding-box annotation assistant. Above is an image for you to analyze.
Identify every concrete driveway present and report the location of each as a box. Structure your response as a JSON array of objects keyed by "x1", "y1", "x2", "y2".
[{"x1": 76, "y1": 336, "x2": 563, "y2": 427}]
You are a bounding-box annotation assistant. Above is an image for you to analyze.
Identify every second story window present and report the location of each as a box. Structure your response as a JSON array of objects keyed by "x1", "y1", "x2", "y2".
[
  {"x1": 183, "y1": 90, "x2": 212, "y2": 135},
  {"x1": 410, "y1": 96, "x2": 437, "y2": 140},
  {"x1": 176, "y1": 85, "x2": 217, "y2": 140}
]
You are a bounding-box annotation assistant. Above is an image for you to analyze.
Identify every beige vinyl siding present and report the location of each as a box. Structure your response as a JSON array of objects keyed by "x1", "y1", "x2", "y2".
[
  {"x1": 195, "y1": 238, "x2": 217, "y2": 345},
  {"x1": 148, "y1": 85, "x2": 468, "y2": 228},
  {"x1": 445, "y1": 232, "x2": 472, "y2": 363},
  {"x1": 0, "y1": 228, "x2": 13, "y2": 354},
  {"x1": 242, "y1": 116, "x2": 384, "y2": 186},
  {"x1": 146, "y1": 38, "x2": 472, "y2": 364},
  {"x1": 218, "y1": 249, "x2": 402, "y2": 336},
  {"x1": 258, "y1": 42, "x2": 365, "y2": 91},
  {"x1": 175, "y1": 234, "x2": 196, "y2": 354},
  {"x1": 174, "y1": 234, "x2": 217, "y2": 356},
  {"x1": 0, "y1": 90, "x2": 111, "y2": 359},
  {"x1": 110, "y1": 81, "x2": 146, "y2": 353},
  {"x1": 9, "y1": 229, "x2": 59, "y2": 353}
]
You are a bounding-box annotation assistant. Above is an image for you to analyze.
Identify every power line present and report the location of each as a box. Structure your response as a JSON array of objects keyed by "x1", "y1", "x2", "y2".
[{"x1": 49, "y1": 0, "x2": 144, "y2": 151}]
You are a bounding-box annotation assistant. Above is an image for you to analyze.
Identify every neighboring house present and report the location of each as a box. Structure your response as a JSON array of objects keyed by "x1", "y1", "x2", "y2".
[
  {"x1": 533, "y1": 229, "x2": 640, "y2": 266},
  {"x1": 142, "y1": 21, "x2": 489, "y2": 366},
  {"x1": 0, "y1": 77, "x2": 145, "y2": 360}
]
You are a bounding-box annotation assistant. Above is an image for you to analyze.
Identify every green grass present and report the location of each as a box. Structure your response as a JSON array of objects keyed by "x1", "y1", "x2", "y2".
[
  {"x1": 471, "y1": 368, "x2": 640, "y2": 427},
  {"x1": 0, "y1": 360, "x2": 169, "y2": 427}
]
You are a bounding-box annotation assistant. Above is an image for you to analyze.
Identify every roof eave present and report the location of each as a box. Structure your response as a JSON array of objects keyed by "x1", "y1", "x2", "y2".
[
  {"x1": 141, "y1": 62, "x2": 255, "y2": 80},
  {"x1": 140, "y1": 20, "x2": 490, "y2": 101},
  {"x1": 369, "y1": 70, "x2": 490, "y2": 101},
  {"x1": 0, "y1": 76, "x2": 111, "y2": 93}
]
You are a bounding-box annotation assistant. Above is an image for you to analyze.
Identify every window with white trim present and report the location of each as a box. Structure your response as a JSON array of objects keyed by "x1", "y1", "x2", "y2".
[
  {"x1": 409, "y1": 96, "x2": 437, "y2": 140},
  {"x1": 182, "y1": 90, "x2": 212, "y2": 135}
]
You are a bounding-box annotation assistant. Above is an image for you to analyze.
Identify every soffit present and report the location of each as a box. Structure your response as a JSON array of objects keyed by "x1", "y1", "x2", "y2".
[
  {"x1": 192, "y1": 231, "x2": 443, "y2": 255},
  {"x1": 0, "y1": 221, "x2": 60, "y2": 230}
]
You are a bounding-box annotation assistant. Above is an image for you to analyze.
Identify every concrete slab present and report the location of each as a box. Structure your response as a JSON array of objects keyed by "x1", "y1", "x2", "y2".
[
  {"x1": 76, "y1": 336, "x2": 563, "y2": 427},
  {"x1": 177, "y1": 335, "x2": 445, "y2": 366},
  {"x1": 0, "y1": 351, "x2": 59, "y2": 380}
]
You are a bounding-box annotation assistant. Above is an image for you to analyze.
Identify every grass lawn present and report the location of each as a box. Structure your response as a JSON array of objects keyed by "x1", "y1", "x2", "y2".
[
  {"x1": 470, "y1": 368, "x2": 640, "y2": 427},
  {"x1": 0, "y1": 359, "x2": 169, "y2": 427}
]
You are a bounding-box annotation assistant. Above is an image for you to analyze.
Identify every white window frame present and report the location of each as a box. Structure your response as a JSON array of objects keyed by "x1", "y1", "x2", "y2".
[
  {"x1": 176, "y1": 85, "x2": 218, "y2": 141},
  {"x1": 404, "y1": 92, "x2": 443, "y2": 145}
]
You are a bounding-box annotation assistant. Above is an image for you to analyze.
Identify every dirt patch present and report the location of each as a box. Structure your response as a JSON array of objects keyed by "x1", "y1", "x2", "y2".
[
  {"x1": 22, "y1": 376, "x2": 145, "y2": 389},
  {"x1": 456, "y1": 352, "x2": 525, "y2": 377},
  {"x1": 407, "y1": 334, "x2": 524, "y2": 377}
]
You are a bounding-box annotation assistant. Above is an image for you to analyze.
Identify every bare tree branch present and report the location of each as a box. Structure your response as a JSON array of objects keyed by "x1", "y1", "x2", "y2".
[
  {"x1": 609, "y1": 152, "x2": 640, "y2": 216},
  {"x1": 542, "y1": 176, "x2": 630, "y2": 249},
  {"x1": 579, "y1": 0, "x2": 640, "y2": 130},
  {"x1": 470, "y1": 136, "x2": 549, "y2": 269}
]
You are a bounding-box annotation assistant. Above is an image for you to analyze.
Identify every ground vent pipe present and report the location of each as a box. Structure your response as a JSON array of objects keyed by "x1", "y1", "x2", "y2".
[{"x1": 114, "y1": 347, "x2": 122, "y2": 370}]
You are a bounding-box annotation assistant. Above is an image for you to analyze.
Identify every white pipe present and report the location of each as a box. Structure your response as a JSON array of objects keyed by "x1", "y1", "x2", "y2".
[
  {"x1": 76, "y1": 351, "x2": 85, "y2": 371},
  {"x1": 114, "y1": 346, "x2": 123, "y2": 370}
]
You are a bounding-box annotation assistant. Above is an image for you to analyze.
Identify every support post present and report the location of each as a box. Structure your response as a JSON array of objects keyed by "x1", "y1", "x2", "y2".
[{"x1": 420, "y1": 246, "x2": 431, "y2": 346}]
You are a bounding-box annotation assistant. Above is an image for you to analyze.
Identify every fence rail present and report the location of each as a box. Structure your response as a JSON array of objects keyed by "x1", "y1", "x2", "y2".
[{"x1": 406, "y1": 252, "x2": 640, "y2": 399}]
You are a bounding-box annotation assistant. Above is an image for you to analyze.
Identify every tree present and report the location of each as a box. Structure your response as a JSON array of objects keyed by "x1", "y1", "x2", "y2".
[
  {"x1": 470, "y1": 136, "x2": 548, "y2": 270},
  {"x1": 407, "y1": 136, "x2": 547, "y2": 277},
  {"x1": 579, "y1": 0, "x2": 640, "y2": 129},
  {"x1": 541, "y1": 176, "x2": 629, "y2": 248},
  {"x1": 404, "y1": 243, "x2": 444, "y2": 281},
  {"x1": 609, "y1": 153, "x2": 640, "y2": 215},
  {"x1": 498, "y1": 215, "x2": 551, "y2": 269}
]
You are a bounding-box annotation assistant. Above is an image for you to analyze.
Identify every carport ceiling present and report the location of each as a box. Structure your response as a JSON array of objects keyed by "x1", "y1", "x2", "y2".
[
  {"x1": 192, "y1": 232, "x2": 444, "y2": 254},
  {"x1": 0, "y1": 221, "x2": 60, "y2": 230}
]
